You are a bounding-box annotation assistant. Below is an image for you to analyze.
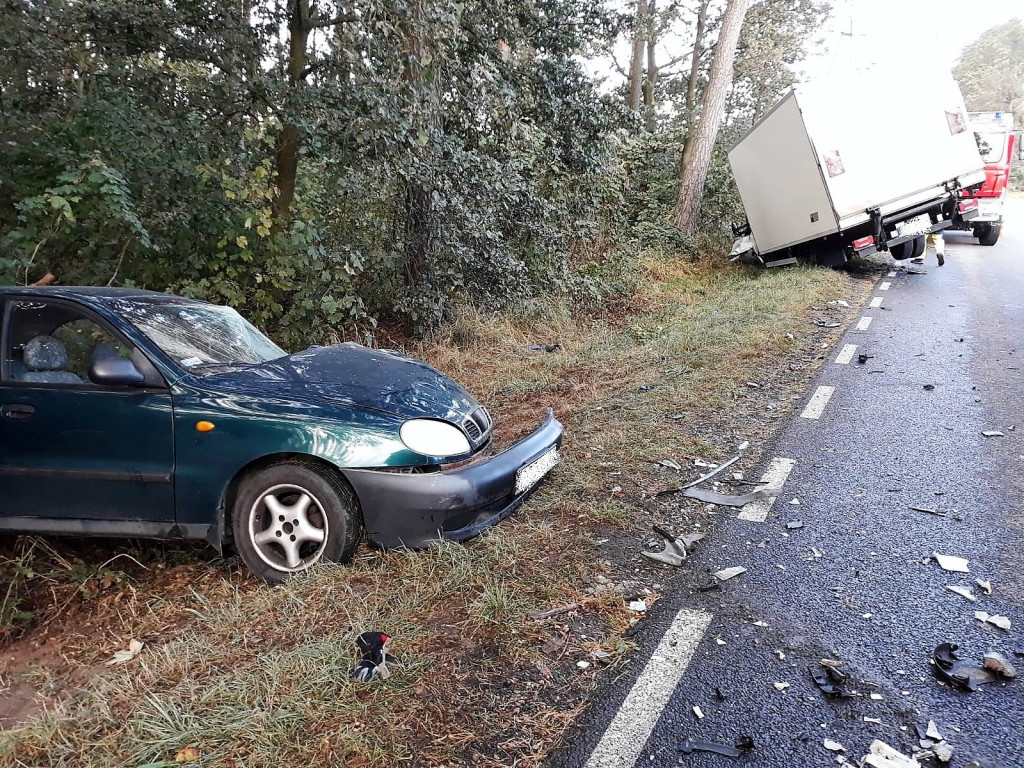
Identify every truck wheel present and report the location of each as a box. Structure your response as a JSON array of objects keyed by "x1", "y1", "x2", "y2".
[
  {"x1": 978, "y1": 223, "x2": 1001, "y2": 247},
  {"x1": 890, "y1": 236, "x2": 925, "y2": 260}
]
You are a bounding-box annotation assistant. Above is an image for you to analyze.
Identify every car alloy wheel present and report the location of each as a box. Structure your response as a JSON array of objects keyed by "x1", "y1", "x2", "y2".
[{"x1": 248, "y1": 483, "x2": 330, "y2": 572}]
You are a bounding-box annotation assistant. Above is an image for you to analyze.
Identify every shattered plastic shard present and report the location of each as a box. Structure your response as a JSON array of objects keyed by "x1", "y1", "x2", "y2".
[
  {"x1": 975, "y1": 611, "x2": 1011, "y2": 631},
  {"x1": 692, "y1": 705, "x2": 704, "y2": 719},
  {"x1": 773, "y1": 682, "x2": 790, "y2": 691},
  {"x1": 945, "y1": 585, "x2": 977, "y2": 602},
  {"x1": 925, "y1": 721, "x2": 943, "y2": 742},
  {"x1": 975, "y1": 579, "x2": 993, "y2": 595},
  {"x1": 932, "y1": 552, "x2": 970, "y2": 573},
  {"x1": 824, "y1": 739, "x2": 845, "y2": 752},
  {"x1": 981, "y1": 430, "x2": 1005, "y2": 437},
  {"x1": 862, "y1": 739, "x2": 922, "y2": 768},
  {"x1": 628, "y1": 600, "x2": 647, "y2": 612},
  {"x1": 714, "y1": 566, "x2": 748, "y2": 581},
  {"x1": 982, "y1": 652, "x2": 1017, "y2": 678}
]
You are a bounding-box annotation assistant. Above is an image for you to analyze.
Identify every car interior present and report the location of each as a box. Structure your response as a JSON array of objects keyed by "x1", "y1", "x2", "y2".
[{"x1": 1, "y1": 300, "x2": 162, "y2": 387}]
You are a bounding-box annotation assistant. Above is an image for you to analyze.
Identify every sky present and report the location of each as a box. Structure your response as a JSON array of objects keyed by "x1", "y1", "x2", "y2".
[{"x1": 804, "y1": 0, "x2": 1022, "y2": 81}]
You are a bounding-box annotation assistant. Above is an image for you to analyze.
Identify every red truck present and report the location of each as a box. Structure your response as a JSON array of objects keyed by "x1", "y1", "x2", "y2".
[{"x1": 949, "y1": 112, "x2": 1021, "y2": 246}]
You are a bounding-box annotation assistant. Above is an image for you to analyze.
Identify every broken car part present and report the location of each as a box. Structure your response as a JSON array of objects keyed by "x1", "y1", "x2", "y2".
[
  {"x1": 351, "y1": 631, "x2": 393, "y2": 682},
  {"x1": 656, "y1": 442, "x2": 750, "y2": 496},
  {"x1": 810, "y1": 663, "x2": 855, "y2": 697},
  {"x1": 681, "y1": 487, "x2": 778, "y2": 507},
  {"x1": 932, "y1": 552, "x2": 970, "y2": 573},
  {"x1": 932, "y1": 642, "x2": 999, "y2": 691},
  {"x1": 714, "y1": 566, "x2": 748, "y2": 581}
]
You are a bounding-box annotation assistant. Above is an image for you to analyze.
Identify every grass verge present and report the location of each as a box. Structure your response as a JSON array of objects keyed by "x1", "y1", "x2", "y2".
[{"x1": 0, "y1": 254, "x2": 863, "y2": 767}]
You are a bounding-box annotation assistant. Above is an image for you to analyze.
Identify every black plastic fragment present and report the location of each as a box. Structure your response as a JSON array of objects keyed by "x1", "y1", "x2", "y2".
[
  {"x1": 677, "y1": 739, "x2": 742, "y2": 757},
  {"x1": 933, "y1": 642, "x2": 998, "y2": 692},
  {"x1": 809, "y1": 663, "x2": 855, "y2": 697}
]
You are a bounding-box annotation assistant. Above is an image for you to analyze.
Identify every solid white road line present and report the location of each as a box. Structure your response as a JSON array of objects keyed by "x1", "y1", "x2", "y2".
[
  {"x1": 869, "y1": 296, "x2": 883, "y2": 308},
  {"x1": 835, "y1": 344, "x2": 858, "y2": 365},
  {"x1": 739, "y1": 457, "x2": 797, "y2": 522},
  {"x1": 887, "y1": 270, "x2": 897, "y2": 277},
  {"x1": 800, "y1": 385, "x2": 835, "y2": 419},
  {"x1": 584, "y1": 609, "x2": 713, "y2": 768},
  {"x1": 880, "y1": 281, "x2": 891, "y2": 291},
  {"x1": 855, "y1": 316, "x2": 873, "y2": 331}
]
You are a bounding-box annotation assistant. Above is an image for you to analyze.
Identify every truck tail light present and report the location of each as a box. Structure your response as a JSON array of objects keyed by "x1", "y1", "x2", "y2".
[
  {"x1": 852, "y1": 236, "x2": 875, "y2": 250},
  {"x1": 958, "y1": 199, "x2": 979, "y2": 213}
]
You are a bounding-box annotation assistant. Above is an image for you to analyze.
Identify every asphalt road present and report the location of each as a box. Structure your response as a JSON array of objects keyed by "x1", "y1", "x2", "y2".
[{"x1": 550, "y1": 202, "x2": 1024, "y2": 768}]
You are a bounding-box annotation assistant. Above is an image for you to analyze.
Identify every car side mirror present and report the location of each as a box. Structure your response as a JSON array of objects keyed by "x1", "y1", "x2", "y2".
[{"x1": 90, "y1": 356, "x2": 145, "y2": 387}]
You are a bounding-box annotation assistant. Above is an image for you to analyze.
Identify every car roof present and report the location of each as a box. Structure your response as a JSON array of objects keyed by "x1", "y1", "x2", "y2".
[{"x1": 0, "y1": 286, "x2": 205, "y2": 306}]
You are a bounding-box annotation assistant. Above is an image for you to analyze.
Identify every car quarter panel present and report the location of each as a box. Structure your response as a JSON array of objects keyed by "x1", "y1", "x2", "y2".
[{"x1": 170, "y1": 386, "x2": 419, "y2": 526}]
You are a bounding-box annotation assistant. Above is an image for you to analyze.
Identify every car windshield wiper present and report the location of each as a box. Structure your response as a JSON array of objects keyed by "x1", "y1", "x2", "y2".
[{"x1": 190, "y1": 360, "x2": 261, "y2": 371}]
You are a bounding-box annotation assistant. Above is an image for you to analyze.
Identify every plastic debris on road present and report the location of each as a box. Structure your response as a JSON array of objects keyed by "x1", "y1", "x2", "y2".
[
  {"x1": 824, "y1": 739, "x2": 845, "y2": 752},
  {"x1": 714, "y1": 566, "x2": 747, "y2": 581},
  {"x1": 810, "y1": 663, "x2": 855, "y2": 697},
  {"x1": 981, "y1": 430, "x2": 1005, "y2": 437},
  {"x1": 932, "y1": 552, "x2": 970, "y2": 573},
  {"x1": 859, "y1": 739, "x2": 921, "y2": 768},
  {"x1": 945, "y1": 585, "x2": 977, "y2": 602},
  {"x1": 773, "y1": 681, "x2": 790, "y2": 691},
  {"x1": 982, "y1": 652, "x2": 1017, "y2": 678},
  {"x1": 975, "y1": 579, "x2": 993, "y2": 595},
  {"x1": 974, "y1": 611, "x2": 1011, "y2": 631},
  {"x1": 932, "y1": 642, "x2": 1004, "y2": 691},
  {"x1": 642, "y1": 525, "x2": 705, "y2": 567},
  {"x1": 676, "y1": 738, "x2": 752, "y2": 758}
]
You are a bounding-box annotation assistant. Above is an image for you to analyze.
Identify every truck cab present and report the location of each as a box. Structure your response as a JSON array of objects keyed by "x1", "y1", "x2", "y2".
[{"x1": 954, "y1": 112, "x2": 1020, "y2": 246}]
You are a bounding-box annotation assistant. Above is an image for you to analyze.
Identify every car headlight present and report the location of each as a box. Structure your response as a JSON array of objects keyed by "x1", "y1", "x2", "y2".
[{"x1": 400, "y1": 419, "x2": 471, "y2": 457}]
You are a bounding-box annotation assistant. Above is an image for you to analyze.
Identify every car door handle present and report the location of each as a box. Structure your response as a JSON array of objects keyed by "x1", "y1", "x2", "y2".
[{"x1": 1, "y1": 404, "x2": 35, "y2": 420}]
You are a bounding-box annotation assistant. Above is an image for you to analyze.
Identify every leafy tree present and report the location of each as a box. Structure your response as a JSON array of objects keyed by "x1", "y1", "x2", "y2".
[{"x1": 954, "y1": 19, "x2": 1024, "y2": 129}]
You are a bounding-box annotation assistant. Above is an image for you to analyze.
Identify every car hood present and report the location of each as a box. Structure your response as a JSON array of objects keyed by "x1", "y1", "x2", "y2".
[{"x1": 195, "y1": 343, "x2": 480, "y2": 422}]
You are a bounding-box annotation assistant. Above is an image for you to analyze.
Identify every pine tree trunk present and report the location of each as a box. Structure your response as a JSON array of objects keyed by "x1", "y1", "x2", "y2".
[
  {"x1": 642, "y1": 0, "x2": 657, "y2": 124},
  {"x1": 626, "y1": 0, "x2": 646, "y2": 111},
  {"x1": 673, "y1": 0, "x2": 749, "y2": 234},
  {"x1": 272, "y1": 0, "x2": 310, "y2": 232}
]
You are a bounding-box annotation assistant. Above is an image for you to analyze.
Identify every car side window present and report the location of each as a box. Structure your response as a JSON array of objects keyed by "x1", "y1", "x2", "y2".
[{"x1": 2, "y1": 300, "x2": 135, "y2": 387}]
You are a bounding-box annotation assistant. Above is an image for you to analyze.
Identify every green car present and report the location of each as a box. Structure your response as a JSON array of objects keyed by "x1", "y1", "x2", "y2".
[{"x1": 0, "y1": 287, "x2": 563, "y2": 582}]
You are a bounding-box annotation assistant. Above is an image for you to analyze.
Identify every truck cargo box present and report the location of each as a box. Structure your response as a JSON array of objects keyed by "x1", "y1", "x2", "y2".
[{"x1": 728, "y1": 69, "x2": 986, "y2": 260}]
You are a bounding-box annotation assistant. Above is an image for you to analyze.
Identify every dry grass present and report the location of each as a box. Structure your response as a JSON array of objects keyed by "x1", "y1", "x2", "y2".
[{"x1": 0, "y1": 255, "x2": 857, "y2": 768}]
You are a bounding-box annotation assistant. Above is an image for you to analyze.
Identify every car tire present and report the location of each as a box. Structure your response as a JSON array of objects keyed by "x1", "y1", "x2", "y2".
[{"x1": 232, "y1": 461, "x2": 361, "y2": 584}]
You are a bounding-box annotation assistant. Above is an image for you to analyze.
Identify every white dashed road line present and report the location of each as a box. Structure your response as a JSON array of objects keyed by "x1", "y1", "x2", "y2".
[
  {"x1": 584, "y1": 609, "x2": 713, "y2": 768},
  {"x1": 869, "y1": 296, "x2": 883, "y2": 308},
  {"x1": 800, "y1": 385, "x2": 835, "y2": 419},
  {"x1": 835, "y1": 344, "x2": 858, "y2": 365},
  {"x1": 855, "y1": 316, "x2": 873, "y2": 331},
  {"x1": 739, "y1": 457, "x2": 797, "y2": 522},
  {"x1": 880, "y1": 281, "x2": 891, "y2": 291}
]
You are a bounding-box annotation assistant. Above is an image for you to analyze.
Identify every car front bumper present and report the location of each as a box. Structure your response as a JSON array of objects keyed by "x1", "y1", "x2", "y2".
[{"x1": 343, "y1": 409, "x2": 564, "y2": 549}]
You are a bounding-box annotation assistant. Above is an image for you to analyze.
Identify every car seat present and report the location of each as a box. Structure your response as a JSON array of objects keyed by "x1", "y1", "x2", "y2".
[{"x1": 19, "y1": 335, "x2": 83, "y2": 384}]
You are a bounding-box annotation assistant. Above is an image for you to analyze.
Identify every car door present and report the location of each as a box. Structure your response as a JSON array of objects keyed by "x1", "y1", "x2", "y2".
[{"x1": 0, "y1": 296, "x2": 175, "y2": 526}]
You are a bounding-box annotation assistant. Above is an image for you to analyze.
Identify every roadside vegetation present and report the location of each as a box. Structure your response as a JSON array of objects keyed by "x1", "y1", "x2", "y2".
[{"x1": 0, "y1": 252, "x2": 859, "y2": 767}]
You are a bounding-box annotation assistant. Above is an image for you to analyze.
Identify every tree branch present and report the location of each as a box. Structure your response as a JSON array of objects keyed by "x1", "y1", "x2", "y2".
[{"x1": 310, "y1": 13, "x2": 357, "y2": 28}]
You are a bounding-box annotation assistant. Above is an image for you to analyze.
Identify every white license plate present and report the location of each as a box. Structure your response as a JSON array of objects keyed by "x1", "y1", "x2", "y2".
[
  {"x1": 515, "y1": 448, "x2": 560, "y2": 495},
  {"x1": 895, "y1": 214, "x2": 931, "y2": 238}
]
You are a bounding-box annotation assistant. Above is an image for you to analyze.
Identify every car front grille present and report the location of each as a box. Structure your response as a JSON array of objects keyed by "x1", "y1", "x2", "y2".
[{"x1": 462, "y1": 407, "x2": 492, "y2": 444}]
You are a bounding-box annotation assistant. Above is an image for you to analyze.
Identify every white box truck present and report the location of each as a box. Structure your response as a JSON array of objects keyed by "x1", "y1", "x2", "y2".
[{"x1": 728, "y1": 70, "x2": 987, "y2": 267}]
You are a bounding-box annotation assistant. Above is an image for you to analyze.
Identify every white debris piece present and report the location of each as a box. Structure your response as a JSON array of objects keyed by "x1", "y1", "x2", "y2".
[
  {"x1": 693, "y1": 706, "x2": 704, "y2": 719},
  {"x1": 974, "y1": 611, "x2": 1011, "y2": 630},
  {"x1": 715, "y1": 637, "x2": 726, "y2": 645},
  {"x1": 870, "y1": 693, "x2": 883, "y2": 701},
  {"x1": 945, "y1": 585, "x2": 977, "y2": 602},
  {"x1": 983, "y1": 652, "x2": 1017, "y2": 678},
  {"x1": 658, "y1": 459, "x2": 682, "y2": 471},
  {"x1": 788, "y1": 498, "x2": 801, "y2": 505},
  {"x1": 106, "y1": 639, "x2": 144, "y2": 666},
  {"x1": 714, "y1": 566, "x2": 748, "y2": 581},
  {"x1": 864, "y1": 716, "x2": 883, "y2": 724},
  {"x1": 577, "y1": 660, "x2": 591, "y2": 669},
  {"x1": 861, "y1": 739, "x2": 922, "y2": 768},
  {"x1": 628, "y1": 600, "x2": 647, "y2": 612},
  {"x1": 981, "y1": 430, "x2": 1005, "y2": 437},
  {"x1": 824, "y1": 739, "x2": 845, "y2": 752},
  {"x1": 752, "y1": 620, "x2": 768, "y2": 627},
  {"x1": 975, "y1": 579, "x2": 993, "y2": 595},
  {"x1": 932, "y1": 552, "x2": 970, "y2": 573},
  {"x1": 925, "y1": 721, "x2": 943, "y2": 742},
  {"x1": 773, "y1": 682, "x2": 790, "y2": 691}
]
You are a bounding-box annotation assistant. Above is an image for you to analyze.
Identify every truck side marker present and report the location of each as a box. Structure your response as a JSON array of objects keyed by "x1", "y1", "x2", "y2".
[
  {"x1": 801, "y1": 385, "x2": 835, "y2": 420},
  {"x1": 835, "y1": 344, "x2": 858, "y2": 365},
  {"x1": 880, "y1": 281, "x2": 891, "y2": 291},
  {"x1": 870, "y1": 296, "x2": 884, "y2": 308},
  {"x1": 739, "y1": 457, "x2": 797, "y2": 522},
  {"x1": 855, "y1": 316, "x2": 873, "y2": 331},
  {"x1": 584, "y1": 609, "x2": 713, "y2": 768}
]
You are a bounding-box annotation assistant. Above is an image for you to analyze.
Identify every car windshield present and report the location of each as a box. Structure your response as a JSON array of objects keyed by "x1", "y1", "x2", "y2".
[{"x1": 116, "y1": 300, "x2": 287, "y2": 372}]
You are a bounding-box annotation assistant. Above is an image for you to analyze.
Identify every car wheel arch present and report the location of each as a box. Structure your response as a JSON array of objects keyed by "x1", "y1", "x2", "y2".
[{"x1": 214, "y1": 452, "x2": 364, "y2": 554}]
